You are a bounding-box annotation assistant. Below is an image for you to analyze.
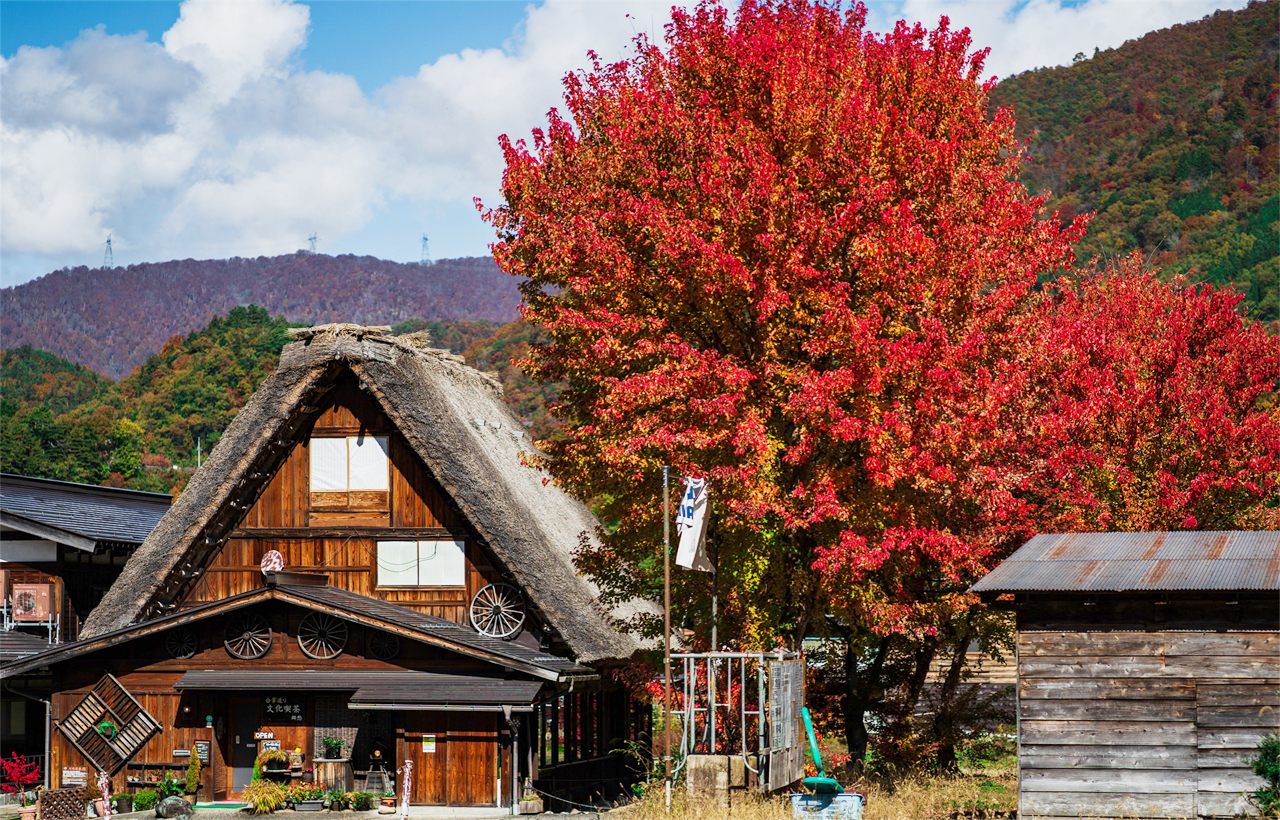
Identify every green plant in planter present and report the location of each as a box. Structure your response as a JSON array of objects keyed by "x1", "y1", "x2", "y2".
[
  {"x1": 319, "y1": 737, "x2": 345, "y2": 759},
  {"x1": 157, "y1": 775, "x2": 183, "y2": 800},
  {"x1": 241, "y1": 780, "x2": 286, "y2": 815},
  {"x1": 1251, "y1": 733, "x2": 1280, "y2": 817},
  {"x1": 324, "y1": 789, "x2": 347, "y2": 809},
  {"x1": 255, "y1": 749, "x2": 290, "y2": 769},
  {"x1": 132, "y1": 790, "x2": 159, "y2": 811},
  {"x1": 185, "y1": 753, "x2": 201, "y2": 794}
]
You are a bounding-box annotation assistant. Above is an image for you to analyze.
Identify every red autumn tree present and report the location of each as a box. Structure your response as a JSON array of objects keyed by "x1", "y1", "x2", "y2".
[
  {"x1": 1023, "y1": 258, "x2": 1280, "y2": 534},
  {"x1": 483, "y1": 0, "x2": 1279, "y2": 771}
]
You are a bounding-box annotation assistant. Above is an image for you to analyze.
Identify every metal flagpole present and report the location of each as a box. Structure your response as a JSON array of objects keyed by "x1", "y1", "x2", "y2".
[{"x1": 663, "y1": 466, "x2": 672, "y2": 813}]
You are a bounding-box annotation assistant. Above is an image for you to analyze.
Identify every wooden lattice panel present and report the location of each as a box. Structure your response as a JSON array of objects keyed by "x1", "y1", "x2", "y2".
[
  {"x1": 38, "y1": 787, "x2": 88, "y2": 820},
  {"x1": 57, "y1": 674, "x2": 162, "y2": 774}
]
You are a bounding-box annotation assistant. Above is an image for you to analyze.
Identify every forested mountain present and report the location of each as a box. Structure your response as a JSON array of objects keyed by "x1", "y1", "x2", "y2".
[
  {"x1": 991, "y1": 0, "x2": 1278, "y2": 318},
  {"x1": 0, "y1": 308, "x2": 531, "y2": 494},
  {"x1": 1, "y1": 254, "x2": 520, "y2": 379}
]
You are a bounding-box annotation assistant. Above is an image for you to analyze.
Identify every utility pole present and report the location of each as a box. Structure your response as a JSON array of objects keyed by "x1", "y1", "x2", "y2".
[
  {"x1": 420, "y1": 234, "x2": 431, "y2": 266},
  {"x1": 308, "y1": 233, "x2": 318, "y2": 254},
  {"x1": 103, "y1": 235, "x2": 113, "y2": 269},
  {"x1": 663, "y1": 465, "x2": 672, "y2": 812}
]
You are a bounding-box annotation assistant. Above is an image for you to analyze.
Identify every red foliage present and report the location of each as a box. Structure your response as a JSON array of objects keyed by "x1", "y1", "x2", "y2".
[{"x1": 1, "y1": 753, "x2": 41, "y2": 805}]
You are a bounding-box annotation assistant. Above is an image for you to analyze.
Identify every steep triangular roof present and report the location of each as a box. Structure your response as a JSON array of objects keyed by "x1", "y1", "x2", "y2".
[{"x1": 81, "y1": 324, "x2": 648, "y2": 663}]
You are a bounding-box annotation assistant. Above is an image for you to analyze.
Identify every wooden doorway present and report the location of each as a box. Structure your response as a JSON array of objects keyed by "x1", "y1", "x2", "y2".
[
  {"x1": 403, "y1": 712, "x2": 498, "y2": 806},
  {"x1": 229, "y1": 699, "x2": 261, "y2": 796}
]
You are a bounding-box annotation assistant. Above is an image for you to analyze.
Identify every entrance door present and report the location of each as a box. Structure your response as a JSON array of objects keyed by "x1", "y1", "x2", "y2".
[
  {"x1": 403, "y1": 712, "x2": 497, "y2": 806},
  {"x1": 447, "y1": 714, "x2": 498, "y2": 807},
  {"x1": 230, "y1": 700, "x2": 261, "y2": 794}
]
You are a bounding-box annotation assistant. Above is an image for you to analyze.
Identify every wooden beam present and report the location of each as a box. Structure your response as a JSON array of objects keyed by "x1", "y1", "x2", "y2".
[{"x1": 230, "y1": 527, "x2": 469, "y2": 539}]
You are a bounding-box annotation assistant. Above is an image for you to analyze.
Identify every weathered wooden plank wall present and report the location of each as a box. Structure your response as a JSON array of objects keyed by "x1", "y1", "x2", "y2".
[{"x1": 1018, "y1": 630, "x2": 1279, "y2": 819}]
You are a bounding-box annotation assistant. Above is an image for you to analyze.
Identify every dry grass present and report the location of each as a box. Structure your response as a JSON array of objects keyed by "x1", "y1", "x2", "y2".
[{"x1": 613, "y1": 766, "x2": 1017, "y2": 820}]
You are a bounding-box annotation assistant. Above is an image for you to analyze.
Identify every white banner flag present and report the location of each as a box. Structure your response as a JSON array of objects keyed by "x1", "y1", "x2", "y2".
[{"x1": 675, "y1": 477, "x2": 713, "y2": 572}]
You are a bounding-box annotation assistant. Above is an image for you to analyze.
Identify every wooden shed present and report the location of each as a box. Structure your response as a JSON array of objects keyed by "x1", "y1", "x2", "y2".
[{"x1": 973, "y1": 531, "x2": 1280, "y2": 820}]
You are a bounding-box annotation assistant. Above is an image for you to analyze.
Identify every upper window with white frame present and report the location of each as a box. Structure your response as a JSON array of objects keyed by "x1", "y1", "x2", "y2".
[
  {"x1": 376, "y1": 540, "x2": 466, "y2": 587},
  {"x1": 310, "y1": 435, "x2": 389, "y2": 491}
]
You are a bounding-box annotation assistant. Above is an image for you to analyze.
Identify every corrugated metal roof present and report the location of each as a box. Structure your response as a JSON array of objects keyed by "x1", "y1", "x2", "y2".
[
  {"x1": 0, "y1": 474, "x2": 170, "y2": 546},
  {"x1": 971, "y1": 531, "x2": 1280, "y2": 593},
  {"x1": 175, "y1": 670, "x2": 545, "y2": 705},
  {"x1": 0, "y1": 630, "x2": 53, "y2": 658},
  {"x1": 279, "y1": 584, "x2": 589, "y2": 675}
]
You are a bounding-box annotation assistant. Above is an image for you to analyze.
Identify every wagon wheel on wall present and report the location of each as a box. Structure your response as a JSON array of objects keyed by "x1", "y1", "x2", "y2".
[
  {"x1": 367, "y1": 631, "x2": 400, "y2": 661},
  {"x1": 224, "y1": 612, "x2": 273, "y2": 659},
  {"x1": 298, "y1": 613, "x2": 349, "y2": 660},
  {"x1": 166, "y1": 628, "x2": 198, "y2": 659},
  {"x1": 469, "y1": 583, "x2": 525, "y2": 639}
]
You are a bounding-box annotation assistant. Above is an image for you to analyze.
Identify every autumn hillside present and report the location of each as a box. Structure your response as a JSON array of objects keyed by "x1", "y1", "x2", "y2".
[
  {"x1": 1, "y1": 253, "x2": 521, "y2": 379},
  {"x1": 991, "y1": 0, "x2": 1278, "y2": 319}
]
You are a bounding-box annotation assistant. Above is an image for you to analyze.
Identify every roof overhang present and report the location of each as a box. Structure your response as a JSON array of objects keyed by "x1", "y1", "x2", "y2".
[
  {"x1": 1, "y1": 586, "x2": 578, "y2": 681},
  {"x1": 0, "y1": 511, "x2": 96, "y2": 552}
]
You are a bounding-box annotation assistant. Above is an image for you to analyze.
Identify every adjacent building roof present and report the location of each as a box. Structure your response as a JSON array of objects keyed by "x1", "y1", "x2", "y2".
[
  {"x1": 0, "y1": 474, "x2": 170, "y2": 550},
  {"x1": 79, "y1": 326, "x2": 648, "y2": 663},
  {"x1": 972, "y1": 531, "x2": 1280, "y2": 594},
  {"x1": 0, "y1": 630, "x2": 54, "y2": 660}
]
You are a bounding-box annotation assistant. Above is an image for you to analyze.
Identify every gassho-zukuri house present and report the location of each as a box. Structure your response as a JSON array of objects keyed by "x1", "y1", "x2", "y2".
[{"x1": 0, "y1": 324, "x2": 655, "y2": 810}]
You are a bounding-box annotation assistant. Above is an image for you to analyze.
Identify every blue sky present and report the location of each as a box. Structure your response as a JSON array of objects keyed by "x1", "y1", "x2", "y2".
[{"x1": 0, "y1": 0, "x2": 1247, "y2": 285}]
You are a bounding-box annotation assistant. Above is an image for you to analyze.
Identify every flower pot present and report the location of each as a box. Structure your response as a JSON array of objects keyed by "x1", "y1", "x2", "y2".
[
  {"x1": 18, "y1": 806, "x2": 36, "y2": 820},
  {"x1": 116, "y1": 797, "x2": 134, "y2": 813},
  {"x1": 183, "y1": 793, "x2": 197, "y2": 805},
  {"x1": 294, "y1": 799, "x2": 324, "y2": 812},
  {"x1": 93, "y1": 798, "x2": 107, "y2": 817}
]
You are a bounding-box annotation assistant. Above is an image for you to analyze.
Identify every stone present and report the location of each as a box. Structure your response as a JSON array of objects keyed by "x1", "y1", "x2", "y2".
[
  {"x1": 729, "y1": 755, "x2": 746, "y2": 789},
  {"x1": 155, "y1": 796, "x2": 192, "y2": 820}
]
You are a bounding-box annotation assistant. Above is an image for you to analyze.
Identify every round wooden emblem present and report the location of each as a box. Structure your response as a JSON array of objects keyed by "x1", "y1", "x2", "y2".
[{"x1": 260, "y1": 550, "x2": 285, "y2": 574}]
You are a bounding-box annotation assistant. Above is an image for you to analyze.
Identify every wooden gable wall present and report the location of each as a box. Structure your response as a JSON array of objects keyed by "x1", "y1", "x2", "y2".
[{"x1": 180, "y1": 376, "x2": 503, "y2": 622}]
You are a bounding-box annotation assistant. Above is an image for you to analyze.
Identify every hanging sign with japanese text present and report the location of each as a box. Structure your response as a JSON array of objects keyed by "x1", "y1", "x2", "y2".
[{"x1": 264, "y1": 694, "x2": 304, "y2": 723}]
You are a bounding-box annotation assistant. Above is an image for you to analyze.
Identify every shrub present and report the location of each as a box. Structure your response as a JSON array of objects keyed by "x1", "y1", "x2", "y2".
[
  {"x1": 132, "y1": 789, "x2": 159, "y2": 811},
  {"x1": 185, "y1": 754, "x2": 201, "y2": 794},
  {"x1": 242, "y1": 780, "x2": 287, "y2": 815},
  {"x1": 345, "y1": 792, "x2": 373, "y2": 811},
  {"x1": 1251, "y1": 733, "x2": 1280, "y2": 817}
]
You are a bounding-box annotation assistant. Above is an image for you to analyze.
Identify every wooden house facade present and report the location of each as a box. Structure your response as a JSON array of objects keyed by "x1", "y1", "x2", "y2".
[
  {"x1": 1, "y1": 325, "x2": 654, "y2": 810},
  {"x1": 973, "y1": 531, "x2": 1280, "y2": 820}
]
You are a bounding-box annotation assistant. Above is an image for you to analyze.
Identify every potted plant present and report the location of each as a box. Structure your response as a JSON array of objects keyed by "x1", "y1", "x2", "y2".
[
  {"x1": 377, "y1": 791, "x2": 396, "y2": 814},
  {"x1": 288, "y1": 782, "x2": 325, "y2": 811},
  {"x1": 156, "y1": 773, "x2": 184, "y2": 808},
  {"x1": 0, "y1": 752, "x2": 42, "y2": 820},
  {"x1": 256, "y1": 749, "x2": 290, "y2": 780},
  {"x1": 113, "y1": 792, "x2": 134, "y2": 814},
  {"x1": 323, "y1": 790, "x2": 346, "y2": 810},
  {"x1": 183, "y1": 752, "x2": 202, "y2": 804},
  {"x1": 319, "y1": 737, "x2": 344, "y2": 760}
]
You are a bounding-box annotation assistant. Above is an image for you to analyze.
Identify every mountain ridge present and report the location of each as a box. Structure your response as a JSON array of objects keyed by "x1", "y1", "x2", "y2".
[{"x1": 2, "y1": 253, "x2": 521, "y2": 379}]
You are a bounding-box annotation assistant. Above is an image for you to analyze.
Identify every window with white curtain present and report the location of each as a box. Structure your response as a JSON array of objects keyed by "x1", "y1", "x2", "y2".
[
  {"x1": 376, "y1": 540, "x2": 466, "y2": 587},
  {"x1": 310, "y1": 435, "x2": 389, "y2": 491}
]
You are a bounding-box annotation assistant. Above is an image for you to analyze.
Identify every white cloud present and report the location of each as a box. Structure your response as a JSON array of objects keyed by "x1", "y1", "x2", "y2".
[
  {"x1": 0, "y1": 0, "x2": 1248, "y2": 284},
  {"x1": 877, "y1": 0, "x2": 1249, "y2": 80}
]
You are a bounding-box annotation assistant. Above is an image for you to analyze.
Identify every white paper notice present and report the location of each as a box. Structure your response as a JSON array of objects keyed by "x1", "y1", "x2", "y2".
[
  {"x1": 348, "y1": 435, "x2": 389, "y2": 490},
  {"x1": 310, "y1": 438, "x2": 348, "y2": 491},
  {"x1": 376, "y1": 541, "x2": 419, "y2": 586},
  {"x1": 418, "y1": 540, "x2": 466, "y2": 587}
]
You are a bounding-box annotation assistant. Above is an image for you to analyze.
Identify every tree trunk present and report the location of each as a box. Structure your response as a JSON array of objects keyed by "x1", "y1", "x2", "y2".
[
  {"x1": 843, "y1": 635, "x2": 890, "y2": 774},
  {"x1": 932, "y1": 628, "x2": 972, "y2": 773}
]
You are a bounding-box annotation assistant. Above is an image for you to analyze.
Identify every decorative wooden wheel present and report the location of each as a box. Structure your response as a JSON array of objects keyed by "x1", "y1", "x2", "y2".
[
  {"x1": 367, "y1": 631, "x2": 400, "y2": 661},
  {"x1": 166, "y1": 628, "x2": 198, "y2": 659},
  {"x1": 470, "y1": 583, "x2": 525, "y2": 639},
  {"x1": 224, "y1": 612, "x2": 272, "y2": 659},
  {"x1": 298, "y1": 613, "x2": 348, "y2": 660}
]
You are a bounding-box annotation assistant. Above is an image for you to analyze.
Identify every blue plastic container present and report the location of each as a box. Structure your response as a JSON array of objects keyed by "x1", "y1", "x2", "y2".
[{"x1": 789, "y1": 792, "x2": 866, "y2": 819}]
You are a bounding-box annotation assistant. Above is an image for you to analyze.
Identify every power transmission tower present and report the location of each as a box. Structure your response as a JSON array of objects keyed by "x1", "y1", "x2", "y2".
[
  {"x1": 420, "y1": 234, "x2": 431, "y2": 266},
  {"x1": 103, "y1": 235, "x2": 113, "y2": 269},
  {"x1": 308, "y1": 233, "x2": 318, "y2": 254}
]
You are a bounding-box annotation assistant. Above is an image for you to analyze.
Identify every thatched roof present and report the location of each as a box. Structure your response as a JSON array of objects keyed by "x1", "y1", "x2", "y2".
[{"x1": 80, "y1": 325, "x2": 649, "y2": 664}]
